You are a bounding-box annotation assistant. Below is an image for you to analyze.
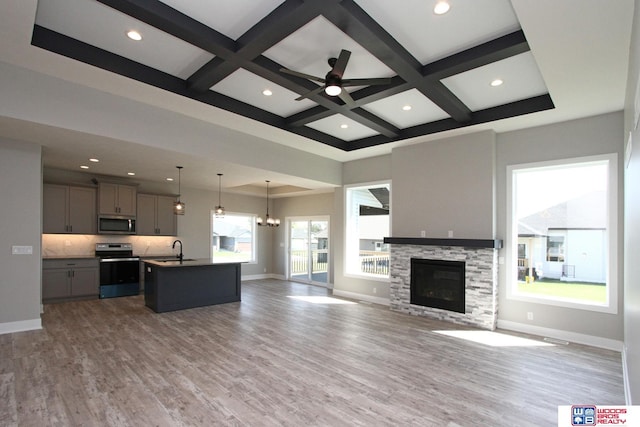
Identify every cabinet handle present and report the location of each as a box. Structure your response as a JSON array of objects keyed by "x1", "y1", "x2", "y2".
[{"x1": 69, "y1": 225, "x2": 72, "y2": 232}]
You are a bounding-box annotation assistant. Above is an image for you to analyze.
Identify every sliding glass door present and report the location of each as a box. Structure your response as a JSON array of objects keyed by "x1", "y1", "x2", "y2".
[{"x1": 288, "y1": 217, "x2": 329, "y2": 286}]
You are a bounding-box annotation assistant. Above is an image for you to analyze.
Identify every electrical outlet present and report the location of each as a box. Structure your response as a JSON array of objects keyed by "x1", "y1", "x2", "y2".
[
  {"x1": 64, "y1": 240, "x2": 71, "y2": 247},
  {"x1": 448, "y1": 230, "x2": 454, "y2": 238},
  {"x1": 420, "y1": 230, "x2": 426, "y2": 237},
  {"x1": 527, "y1": 312, "x2": 534, "y2": 321},
  {"x1": 373, "y1": 287, "x2": 377, "y2": 294}
]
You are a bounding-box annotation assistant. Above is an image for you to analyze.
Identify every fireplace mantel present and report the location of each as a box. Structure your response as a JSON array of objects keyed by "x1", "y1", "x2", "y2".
[{"x1": 384, "y1": 237, "x2": 502, "y2": 249}]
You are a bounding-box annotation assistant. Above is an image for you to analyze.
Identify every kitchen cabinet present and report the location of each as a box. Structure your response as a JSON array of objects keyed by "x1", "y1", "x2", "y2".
[
  {"x1": 98, "y1": 183, "x2": 137, "y2": 215},
  {"x1": 42, "y1": 258, "x2": 99, "y2": 302},
  {"x1": 137, "y1": 193, "x2": 177, "y2": 236},
  {"x1": 43, "y1": 184, "x2": 96, "y2": 234}
]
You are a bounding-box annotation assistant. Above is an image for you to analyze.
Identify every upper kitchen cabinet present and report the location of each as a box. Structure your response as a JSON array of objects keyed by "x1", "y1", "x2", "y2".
[
  {"x1": 98, "y1": 183, "x2": 137, "y2": 216},
  {"x1": 43, "y1": 184, "x2": 96, "y2": 234},
  {"x1": 137, "y1": 194, "x2": 177, "y2": 236}
]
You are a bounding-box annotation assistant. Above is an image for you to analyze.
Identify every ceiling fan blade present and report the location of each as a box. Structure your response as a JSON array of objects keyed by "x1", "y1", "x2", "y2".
[
  {"x1": 295, "y1": 85, "x2": 326, "y2": 101},
  {"x1": 280, "y1": 68, "x2": 325, "y2": 84},
  {"x1": 342, "y1": 77, "x2": 392, "y2": 86},
  {"x1": 338, "y1": 89, "x2": 356, "y2": 108},
  {"x1": 331, "y1": 49, "x2": 351, "y2": 77}
]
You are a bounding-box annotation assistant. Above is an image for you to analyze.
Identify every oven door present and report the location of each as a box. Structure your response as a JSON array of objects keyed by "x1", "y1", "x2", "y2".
[{"x1": 99, "y1": 258, "x2": 140, "y2": 298}]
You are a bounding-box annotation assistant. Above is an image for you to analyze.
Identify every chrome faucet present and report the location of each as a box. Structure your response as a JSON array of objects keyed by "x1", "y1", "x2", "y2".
[{"x1": 172, "y1": 239, "x2": 183, "y2": 262}]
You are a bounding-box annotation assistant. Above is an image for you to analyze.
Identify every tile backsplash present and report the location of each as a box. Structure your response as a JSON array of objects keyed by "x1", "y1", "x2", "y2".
[{"x1": 42, "y1": 234, "x2": 178, "y2": 257}]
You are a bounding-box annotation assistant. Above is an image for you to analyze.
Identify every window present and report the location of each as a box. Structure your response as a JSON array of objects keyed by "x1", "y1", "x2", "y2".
[
  {"x1": 507, "y1": 154, "x2": 617, "y2": 312},
  {"x1": 345, "y1": 182, "x2": 391, "y2": 279},
  {"x1": 211, "y1": 212, "x2": 256, "y2": 263}
]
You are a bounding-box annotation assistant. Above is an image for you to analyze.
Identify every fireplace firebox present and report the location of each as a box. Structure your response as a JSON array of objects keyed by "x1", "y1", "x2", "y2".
[{"x1": 410, "y1": 258, "x2": 465, "y2": 313}]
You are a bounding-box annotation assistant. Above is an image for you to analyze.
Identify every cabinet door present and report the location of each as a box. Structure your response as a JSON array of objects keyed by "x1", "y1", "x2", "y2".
[
  {"x1": 136, "y1": 194, "x2": 158, "y2": 235},
  {"x1": 68, "y1": 186, "x2": 96, "y2": 234},
  {"x1": 116, "y1": 185, "x2": 137, "y2": 216},
  {"x1": 98, "y1": 183, "x2": 119, "y2": 215},
  {"x1": 70, "y1": 268, "x2": 99, "y2": 297},
  {"x1": 42, "y1": 269, "x2": 71, "y2": 300},
  {"x1": 155, "y1": 195, "x2": 177, "y2": 235},
  {"x1": 43, "y1": 184, "x2": 69, "y2": 233}
]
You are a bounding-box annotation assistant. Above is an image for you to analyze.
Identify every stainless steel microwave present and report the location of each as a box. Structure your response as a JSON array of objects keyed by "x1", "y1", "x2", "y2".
[{"x1": 98, "y1": 215, "x2": 136, "y2": 235}]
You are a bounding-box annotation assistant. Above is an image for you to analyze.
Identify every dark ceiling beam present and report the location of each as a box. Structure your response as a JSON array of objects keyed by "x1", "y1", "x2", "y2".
[
  {"x1": 328, "y1": 0, "x2": 472, "y2": 122},
  {"x1": 345, "y1": 94, "x2": 555, "y2": 151},
  {"x1": 96, "y1": 0, "x2": 236, "y2": 56},
  {"x1": 188, "y1": 0, "x2": 336, "y2": 91},
  {"x1": 422, "y1": 30, "x2": 530, "y2": 80}
]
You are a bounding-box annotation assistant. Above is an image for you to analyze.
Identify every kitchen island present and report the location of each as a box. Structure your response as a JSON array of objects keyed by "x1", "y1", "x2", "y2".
[{"x1": 143, "y1": 259, "x2": 241, "y2": 313}]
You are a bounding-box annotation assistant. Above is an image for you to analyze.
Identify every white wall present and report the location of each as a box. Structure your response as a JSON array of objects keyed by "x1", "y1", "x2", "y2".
[
  {"x1": 496, "y1": 112, "x2": 624, "y2": 344},
  {"x1": 623, "y1": 0, "x2": 640, "y2": 404},
  {"x1": 0, "y1": 139, "x2": 42, "y2": 333}
]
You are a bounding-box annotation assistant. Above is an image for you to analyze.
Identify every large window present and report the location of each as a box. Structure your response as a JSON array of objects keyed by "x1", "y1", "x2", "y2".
[
  {"x1": 211, "y1": 212, "x2": 256, "y2": 263},
  {"x1": 506, "y1": 154, "x2": 617, "y2": 312},
  {"x1": 345, "y1": 182, "x2": 391, "y2": 279}
]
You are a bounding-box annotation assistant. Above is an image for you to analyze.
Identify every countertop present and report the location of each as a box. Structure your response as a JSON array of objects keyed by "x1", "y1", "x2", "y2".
[{"x1": 144, "y1": 258, "x2": 242, "y2": 268}]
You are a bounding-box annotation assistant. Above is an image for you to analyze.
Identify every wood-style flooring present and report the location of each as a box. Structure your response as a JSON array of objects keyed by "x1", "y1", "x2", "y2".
[{"x1": 0, "y1": 279, "x2": 625, "y2": 426}]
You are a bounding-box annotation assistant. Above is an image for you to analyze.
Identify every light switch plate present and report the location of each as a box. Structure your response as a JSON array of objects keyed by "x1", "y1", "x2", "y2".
[{"x1": 12, "y1": 245, "x2": 33, "y2": 255}]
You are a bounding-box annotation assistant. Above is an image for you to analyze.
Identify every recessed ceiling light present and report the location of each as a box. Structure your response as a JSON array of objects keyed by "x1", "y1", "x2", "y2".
[
  {"x1": 402, "y1": 105, "x2": 412, "y2": 111},
  {"x1": 127, "y1": 30, "x2": 142, "y2": 41},
  {"x1": 166, "y1": 177, "x2": 174, "y2": 181},
  {"x1": 80, "y1": 165, "x2": 89, "y2": 169},
  {"x1": 89, "y1": 158, "x2": 99, "y2": 162},
  {"x1": 491, "y1": 79, "x2": 504, "y2": 87},
  {"x1": 127, "y1": 172, "x2": 136, "y2": 176},
  {"x1": 262, "y1": 89, "x2": 273, "y2": 96},
  {"x1": 340, "y1": 124, "x2": 349, "y2": 129},
  {"x1": 434, "y1": 1, "x2": 450, "y2": 15}
]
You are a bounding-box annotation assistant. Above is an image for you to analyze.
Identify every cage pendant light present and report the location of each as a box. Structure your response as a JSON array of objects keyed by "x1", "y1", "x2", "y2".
[
  {"x1": 256, "y1": 180, "x2": 280, "y2": 227},
  {"x1": 173, "y1": 166, "x2": 185, "y2": 215},
  {"x1": 215, "y1": 173, "x2": 225, "y2": 217}
]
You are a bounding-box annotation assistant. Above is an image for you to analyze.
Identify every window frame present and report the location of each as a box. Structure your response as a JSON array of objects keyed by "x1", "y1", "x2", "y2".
[
  {"x1": 505, "y1": 153, "x2": 618, "y2": 313},
  {"x1": 344, "y1": 180, "x2": 392, "y2": 282},
  {"x1": 211, "y1": 211, "x2": 257, "y2": 264}
]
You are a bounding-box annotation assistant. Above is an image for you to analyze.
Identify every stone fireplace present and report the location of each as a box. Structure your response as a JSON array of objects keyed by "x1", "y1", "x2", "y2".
[{"x1": 384, "y1": 238, "x2": 501, "y2": 330}]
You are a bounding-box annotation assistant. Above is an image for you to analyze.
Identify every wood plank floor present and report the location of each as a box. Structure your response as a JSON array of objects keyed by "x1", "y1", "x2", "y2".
[{"x1": 1, "y1": 279, "x2": 624, "y2": 426}]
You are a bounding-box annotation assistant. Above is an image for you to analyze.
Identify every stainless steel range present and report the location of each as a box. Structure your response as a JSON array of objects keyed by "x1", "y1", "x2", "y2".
[{"x1": 95, "y1": 243, "x2": 140, "y2": 298}]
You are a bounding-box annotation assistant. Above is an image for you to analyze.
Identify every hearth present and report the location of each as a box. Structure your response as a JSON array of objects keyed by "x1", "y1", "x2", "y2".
[{"x1": 410, "y1": 258, "x2": 465, "y2": 314}]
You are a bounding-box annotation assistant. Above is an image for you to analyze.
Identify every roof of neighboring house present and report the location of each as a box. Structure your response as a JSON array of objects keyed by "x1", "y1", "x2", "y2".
[{"x1": 518, "y1": 190, "x2": 607, "y2": 236}]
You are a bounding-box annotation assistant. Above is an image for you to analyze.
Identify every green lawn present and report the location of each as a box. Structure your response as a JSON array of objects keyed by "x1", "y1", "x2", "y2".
[{"x1": 518, "y1": 279, "x2": 606, "y2": 303}]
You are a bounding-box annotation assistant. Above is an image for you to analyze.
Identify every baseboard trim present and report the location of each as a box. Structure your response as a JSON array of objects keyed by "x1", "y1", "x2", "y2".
[
  {"x1": 0, "y1": 318, "x2": 42, "y2": 335},
  {"x1": 622, "y1": 344, "x2": 633, "y2": 405},
  {"x1": 242, "y1": 274, "x2": 286, "y2": 281},
  {"x1": 497, "y1": 319, "x2": 623, "y2": 351},
  {"x1": 332, "y1": 289, "x2": 390, "y2": 306}
]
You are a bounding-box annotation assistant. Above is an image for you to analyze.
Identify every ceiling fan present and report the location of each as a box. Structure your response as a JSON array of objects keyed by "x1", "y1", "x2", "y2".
[{"x1": 280, "y1": 49, "x2": 391, "y2": 107}]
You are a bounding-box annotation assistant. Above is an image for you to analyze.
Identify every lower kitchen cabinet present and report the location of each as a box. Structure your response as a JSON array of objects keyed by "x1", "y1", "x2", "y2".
[{"x1": 43, "y1": 258, "x2": 99, "y2": 303}]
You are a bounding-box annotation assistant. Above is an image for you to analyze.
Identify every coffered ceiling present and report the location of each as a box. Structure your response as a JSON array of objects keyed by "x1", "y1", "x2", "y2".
[
  {"x1": 0, "y1": 0, "x2": 633, "y2": 193},
  {"x1": 31, "y1": 0, "x2": 552, "y2": 151}
]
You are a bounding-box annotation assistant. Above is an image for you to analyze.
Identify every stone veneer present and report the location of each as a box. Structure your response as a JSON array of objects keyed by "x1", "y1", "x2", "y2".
[{"x1": 389, "y1": 244, "x2": 499, "y2": 330}]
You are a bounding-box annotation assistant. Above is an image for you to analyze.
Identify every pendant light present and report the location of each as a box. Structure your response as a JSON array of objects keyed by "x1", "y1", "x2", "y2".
[
  {"x1": 215, "y1": 173, "x2": 225, "y2": 217},
  {"x1": 173, "y1": 166, "x2": 185, "y2": 215},
  {"x1": 256, "y1": 180, "x2": 280, "y2": 227}
]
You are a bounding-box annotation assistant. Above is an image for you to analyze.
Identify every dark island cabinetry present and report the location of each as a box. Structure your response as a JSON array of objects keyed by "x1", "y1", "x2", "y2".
[{"x1": 144, "y1": 260, "x2": 241, "y2": 313}]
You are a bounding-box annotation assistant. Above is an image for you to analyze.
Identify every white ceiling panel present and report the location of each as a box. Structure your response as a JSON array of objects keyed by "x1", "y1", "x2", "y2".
[
  {"x1": 212, "y1": 68, "x2": 316, "y2": 117},
  {"x1": 441, "y1": 52, "x2": 548, "y2": 112},
  {"x1": 35, "y1": 0, "x2": 214, "y2": 79},
  {"x1": 355, "y1": 0, "x2": 520, "y2": 64},
  {"x1": 362, "y1": 89, "x2": 450, "y2": 129},
  {"x1": 263, "y1": 15, "x2": 395, "y2": 79},
  {"x1": 306, "y1": 115, "x2": 379, "y2": 141},
  {"x1": 158, "y1": 0, "x2": 285, "y2": 40}
]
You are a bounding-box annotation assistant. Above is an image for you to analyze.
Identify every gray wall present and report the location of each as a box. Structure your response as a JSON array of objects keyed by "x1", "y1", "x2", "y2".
[
  {"x1": 392, "y1": 131, "x2": 496, "y2": 238},
  {"x1": 0, "y1": 139, "x2": 42, "y2": 331},
  {"x1": 496, "y1": 112, "x2": 624, "y2": 342},
  {"x1": 624, "y1": 0, "x2": 640, "y2": 404}
]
